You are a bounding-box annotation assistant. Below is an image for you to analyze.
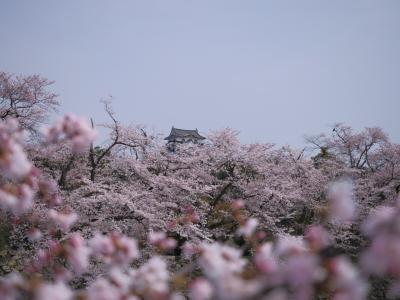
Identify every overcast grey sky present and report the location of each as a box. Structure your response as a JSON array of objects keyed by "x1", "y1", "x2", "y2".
[{"x1": 0, "y1": 0, "x2": 399, "y2": 146}]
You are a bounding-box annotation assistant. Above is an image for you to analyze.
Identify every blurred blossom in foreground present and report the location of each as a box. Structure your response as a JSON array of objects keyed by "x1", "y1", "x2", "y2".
[
  {"x1": 327, "y1": 180, "x2": 356, "y2": 223},
  {"x1": 237, "y1": 217, "x2": 258, "y2": 237},
  {"x1": 149, "y1": 231, "x2": 177, "y2": 251},
  {"x1": 330, "y1": 256, "x2": 367, "y2": 300},
  {"x1": 35, "y1": 281, "x2": 73, "y2": 300},
  {"x1": 254, "y1": 242, "x2": 278, "y2": 274},
  {"x1": 305, "y1": 225, "x2": 331, "y2": 252},
  {"x1": 65, "y1": 233, "x2": 91, "y2": 275},
  {"x1": 0, "y1": 118, "x2": 32, "y2": 181},
  {"x1": 190, "y1": 278, "x2": 213, "y2": 300},
  {"x1": 89, "y1": 232, "x2": 139, "y2": 266},
  {"x1": 275, "y1": 234, "x2": 306, "y2": 257},
  {"x1": 360, "y1": 198, "x2": 400, "y2": 298},
  {"x1": 44, "y1": 114, "x2": 96, "y2": 153},
  {"x1": 48, "y1": 209, "x2": 78, "y2": 232},
  {"x1": 199, "y1": 243, "x2": 246, "y2": 279},
  {"x1": 0, "y1": 183, "x2": 34, "y2": 215},
  {"x1": 132, "y1": 256, "x2": 169, "y2": 298}
]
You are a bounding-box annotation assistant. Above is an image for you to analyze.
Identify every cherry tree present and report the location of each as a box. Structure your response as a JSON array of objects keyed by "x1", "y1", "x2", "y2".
[
  {"x1": 306, "y1": 123, "x2": 388, "y2": 170},
  {"x1": 1, "y1": 77, "x2": 400, "y2": 299},
  {"x1": 0, "y1": 115, "x2": 399, "y2": 299},
  {"x1": 88, "y1": 100, "x2": 152, "y2": 182},
  {"x1": 0, "y1": 71, "x2": 59, "y2": 133}
]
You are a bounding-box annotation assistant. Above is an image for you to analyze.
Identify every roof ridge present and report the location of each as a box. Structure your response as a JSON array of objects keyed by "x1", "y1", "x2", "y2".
[{"x1": 165, "y1": 126, "x2": 206, "y2": 141}]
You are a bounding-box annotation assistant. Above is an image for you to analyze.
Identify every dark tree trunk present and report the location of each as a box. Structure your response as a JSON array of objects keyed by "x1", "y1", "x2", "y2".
[{"x1": 58, "y1": 155, "x2": 75, "y2": 188}]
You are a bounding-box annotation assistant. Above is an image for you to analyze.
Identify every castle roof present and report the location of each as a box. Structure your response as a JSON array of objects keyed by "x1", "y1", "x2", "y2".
[{"x1": 164, "y1": 127, "x2": 206, "y2": 141}]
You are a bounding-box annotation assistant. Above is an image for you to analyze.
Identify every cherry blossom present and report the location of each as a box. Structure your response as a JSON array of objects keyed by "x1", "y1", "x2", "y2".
[
  {"x1": 149, "y1": 231, "x2": 177, "y2": 251},
  {"x1": 254, "y1": 242, "x2": 278, "y2": 274},
  {"x1": 190, "y1": 278, "x2": 213, "y2": 300},
  {"x1": 131, "y1": 256, "x2": 169, "y2": 298},
  {"x1": 199, "y1": 243, "x2": 246, "y2": 279},
  {"x1": 0, "y1": 273, "x2": 24, "y2": 300},
  {"x1": 45, "y1": 114, "x2": 96, "y2": 153},
  {"x1": 48, "y1": 209, "x2": 78, "y2": 232},
  {"x1": 35, "y1": 281, "x2": 73, "y2": 300},
  {"x1": 0, "y1": 83, "x2": 400, "y2": 299},
  {"x1": 89, "y1": 232, "x2": 139, "y2": 266},
  {"x1": 0, "y1": 183, "x2": 34, "y2": 214},
  {"x1": 329, "y1": 256, "x2": 367, "y2": 300},
  {"x1": 0, "y1": 71, "x2": 59, "y2": 133},
  {"x1": 64, "y1": 233, "x2": 91, "y2": 274},
  {"x1": 237, "y1": 217, "x2": 259, "y2": 237},
  {"x1": 327, "y1": 180, "x2": 356, "y2": 224},
  {"x1": 0, "y1": 118, "x2": 32, "y2": 181},
  {"x1": 87, "y1": 277, "x2": 125, "y2": 300},
  {"x1": 305, "y1": 225, "x2": 331, "y2": 252}
]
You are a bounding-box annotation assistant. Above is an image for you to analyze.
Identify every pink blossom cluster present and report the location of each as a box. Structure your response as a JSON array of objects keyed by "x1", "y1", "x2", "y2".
[
  {"x1": 64, "y1": 233, "x2": 91, "y2": 275},
  {"x1": 28, "y1": 231, "x2": 138, "y2": 282},
  {"x1": 48, "y1": 209, "x2": 78, "y2": 232},
  {"x1": 327, "y1": 180, "x2": 356, "y2": 223},
  {"x1": 0, "y1": 183, "x2": 34, "y2": 215},
  {"x1": 149, "y1": 231, "x2": 177, "y2": 251},
  {"x1": 199, "y1": 243, "x2": 246, "y2": 279},
  {"x1": 35, "y1": 281, "x2": 73, "y2": 300},
  {"x1": 0, "y1": 118, "x2": 31, "y2": 181},
  {"x1": 81, "y1": 256, "x2": 171, "y2": 300},
  {"x1": 361, "y1": 197, "x2": 400, "y2": 298},
  {"x1": 1, "y1": 115, "x2": 400, "y2": 300},
  {"x1": 38, "y1": 180, "x2": 62, "y2": 207},
  {"x1": 44, "y1": 114, "x2": 96, "y2": 153},
  {"x1": 0, "y1": 118, "x2": 35, "y2": 214},
  {"x1": 237, "y1": 217, "x2": 258, "y2": 237},
  {"x1": 89, "y1": 232, "x2": 139, "y2": 266},
  {"x1": 180, "y1": 200, "x2": 368, "y2": 300},
  {"x1": 189, "y1": 278, "x2": 213, "y2": 300}
]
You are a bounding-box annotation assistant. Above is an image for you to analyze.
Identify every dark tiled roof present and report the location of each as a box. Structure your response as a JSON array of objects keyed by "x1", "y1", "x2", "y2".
[{"x1": 165, "y1": 127, "x2": 206, "y2": 141}]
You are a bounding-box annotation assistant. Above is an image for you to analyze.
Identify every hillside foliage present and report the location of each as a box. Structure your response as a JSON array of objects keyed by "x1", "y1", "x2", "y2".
[{"x1": 1, "y1": 71, "x2": 400, "y2": 300}]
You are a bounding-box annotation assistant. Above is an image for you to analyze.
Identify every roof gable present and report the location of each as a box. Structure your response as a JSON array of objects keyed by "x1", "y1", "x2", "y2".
[{"x1": 165, "y1": 127, "x2": 206, "y2": 141}]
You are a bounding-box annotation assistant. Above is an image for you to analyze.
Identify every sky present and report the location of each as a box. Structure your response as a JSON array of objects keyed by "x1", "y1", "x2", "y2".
[{"x1": 0, "y1": 0, "x2": 399, "y2": 146}]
